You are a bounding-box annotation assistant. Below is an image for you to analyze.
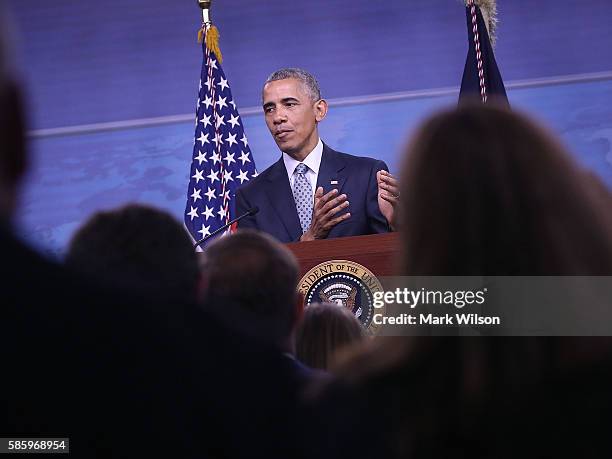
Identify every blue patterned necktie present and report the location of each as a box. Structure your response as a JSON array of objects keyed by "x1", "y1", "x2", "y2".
[{"x1": 292, "y1": 163, "x2": 313, "y2": 234}]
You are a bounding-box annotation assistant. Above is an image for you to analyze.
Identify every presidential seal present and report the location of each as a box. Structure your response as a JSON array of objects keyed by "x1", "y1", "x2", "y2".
[{"x1": 298, "y1": 260, "x2": 385, "y2": 335}]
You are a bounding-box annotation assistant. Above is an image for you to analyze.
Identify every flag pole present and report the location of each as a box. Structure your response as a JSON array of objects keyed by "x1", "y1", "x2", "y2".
[
  {"x1": 196, "y1": 0, "x2": 221, "y2": 61},
  {"x1": 198, "y1": 0, "x2": 212, "y2": 25}
]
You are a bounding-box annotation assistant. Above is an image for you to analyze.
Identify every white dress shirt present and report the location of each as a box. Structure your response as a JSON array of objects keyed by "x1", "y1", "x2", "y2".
[{"x1": 282, "y1": 138, "x2": 323, "y2": 193}]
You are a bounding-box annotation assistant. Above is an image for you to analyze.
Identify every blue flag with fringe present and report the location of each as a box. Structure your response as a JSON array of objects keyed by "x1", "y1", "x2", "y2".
[{"x1": 459, "y1": 0, "x2": 508, "y2": 105}]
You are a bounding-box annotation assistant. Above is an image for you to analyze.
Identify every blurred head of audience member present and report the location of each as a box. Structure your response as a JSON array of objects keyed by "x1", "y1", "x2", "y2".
[
  {"x1": 199, "y1": 229, "x2": 301, "y2": 354},
  {"x1": 307, "y1": 105, "x2": 612, "y2": 459},
  {"x1": 66, "y1": 204, "x2": 200, "y2": 302},
  {"x1": 0, "y1": 16, "x2": 219, "y2": 455},
  {"x1": 296, "y1": 302, "x2": 366, "y2": 371},
  {"x1": 399, "y1": 103, "x2": 612, "y2": 275},
  {"x1": 0, "y1": 23, "x2": 25, "y2": 223}
]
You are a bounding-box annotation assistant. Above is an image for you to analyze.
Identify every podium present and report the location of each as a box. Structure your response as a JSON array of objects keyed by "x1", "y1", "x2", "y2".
[{"x1": 285, "y1": 232, "x2": 401, "y2": 278}]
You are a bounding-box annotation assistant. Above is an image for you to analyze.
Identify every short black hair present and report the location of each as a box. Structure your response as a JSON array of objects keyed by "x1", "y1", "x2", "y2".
[
  {"x1": 264, "y1": 68, "x2": 322, "y2": 101},
  {"x1": 200, "y1": 229, "x2": 300, "y2": 346},
  {"x1": 66, "y1": 204, "x2": 200, "y2": 302}
]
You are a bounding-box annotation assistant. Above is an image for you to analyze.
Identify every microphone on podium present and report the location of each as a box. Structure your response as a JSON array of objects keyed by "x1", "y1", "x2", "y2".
[{"x1": 193, "y1": 206, "x2": 259, "y2": 249}]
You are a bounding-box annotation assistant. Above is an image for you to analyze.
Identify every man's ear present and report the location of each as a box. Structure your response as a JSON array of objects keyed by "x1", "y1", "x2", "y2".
[{"x1": 314, "y1": 98, "x2": 328, "y2": 123}]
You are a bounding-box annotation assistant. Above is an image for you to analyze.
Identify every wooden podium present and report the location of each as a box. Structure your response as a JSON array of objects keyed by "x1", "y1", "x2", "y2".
[{"x1": 285, "y1": 232, "x2": 401, "y2": 278}]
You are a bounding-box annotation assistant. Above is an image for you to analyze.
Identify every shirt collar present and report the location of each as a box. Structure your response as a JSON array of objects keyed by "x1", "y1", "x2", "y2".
[{"x1": 282, "y1": 138, "x2": 323, "y2": 176}]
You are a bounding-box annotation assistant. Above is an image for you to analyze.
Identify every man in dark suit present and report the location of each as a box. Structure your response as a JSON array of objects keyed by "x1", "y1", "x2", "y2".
[
  {"x1": 236, "y1": 68, "x2": 399, "y2": 243},
  {"x1": 199, "y1": 229, "x2": 322, "y2": 388}
]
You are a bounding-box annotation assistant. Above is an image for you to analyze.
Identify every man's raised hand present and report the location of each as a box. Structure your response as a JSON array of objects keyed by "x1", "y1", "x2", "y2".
[
  {"x1": 377, "y1": 170, "x2": 399, "y2": 231},
  {"x1": 300, "y1": 187, "x2": 350, "y2": 241}
]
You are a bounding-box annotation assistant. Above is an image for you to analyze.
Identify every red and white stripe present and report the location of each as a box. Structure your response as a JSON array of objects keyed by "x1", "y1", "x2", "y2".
[
  {"x1": 467, "y1": 0, "x2": 488, "y2": 103},
  {"x1": 203, "y1": 23, "x2": 231, "y2": 230}
]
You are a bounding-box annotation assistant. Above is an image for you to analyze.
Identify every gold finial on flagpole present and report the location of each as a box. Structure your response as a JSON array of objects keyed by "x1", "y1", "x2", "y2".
[
  {"x1": 198, "y1": 0, "x2": 212, "y2": 25},
  {"x1": 197, "y1": 0, "x2": 222, "y2": 62}
]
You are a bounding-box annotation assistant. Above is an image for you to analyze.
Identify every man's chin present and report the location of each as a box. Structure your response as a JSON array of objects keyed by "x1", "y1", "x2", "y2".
[{"x1": 276, "y1": 141, "x2": 296, "y2": 155}]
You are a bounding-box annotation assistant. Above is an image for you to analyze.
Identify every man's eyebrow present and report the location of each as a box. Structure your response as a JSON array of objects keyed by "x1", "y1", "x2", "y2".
[{"x1": 262, "y1": 97, "x2": 300, "y2": 109}]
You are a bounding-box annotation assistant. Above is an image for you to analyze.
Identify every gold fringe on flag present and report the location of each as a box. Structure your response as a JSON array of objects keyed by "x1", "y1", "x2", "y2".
[
  {"x1": 197, "y1": 26, "x2": 205, "y2": 44},
  {"x1": 197, "y1": 25, "x2": 223, "y2": 63}
]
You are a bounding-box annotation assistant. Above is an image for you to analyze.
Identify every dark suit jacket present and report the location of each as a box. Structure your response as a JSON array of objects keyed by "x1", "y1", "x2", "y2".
[{"x1": 235, "y1": 144, "x2": 390, "y2": 242}]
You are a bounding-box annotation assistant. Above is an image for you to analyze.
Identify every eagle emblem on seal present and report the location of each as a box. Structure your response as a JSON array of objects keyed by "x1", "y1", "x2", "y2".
[{"x1": 319, "y1": 283, "x2": 362, "y2": 318}]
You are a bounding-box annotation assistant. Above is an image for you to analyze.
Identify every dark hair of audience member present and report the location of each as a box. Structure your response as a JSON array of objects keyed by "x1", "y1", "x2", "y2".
[
  {"x1": 66, "y1": 203, "x2": 200, "y2": 302},
  {"x1": 307, "y1": 105, "x2": 612, "y2": 459},
  {"x1": 399, "y1": 103, "x2": 612, "y2": 275},
  {"x1": 199, "y1": 229, "x2": 300, "y2": 350},
  {"x1": 0, "y1": 40, "x2": 26, "y2": 220},
  {"x1": 296, "y1": 302, "x2": 366, "y2": 371}
]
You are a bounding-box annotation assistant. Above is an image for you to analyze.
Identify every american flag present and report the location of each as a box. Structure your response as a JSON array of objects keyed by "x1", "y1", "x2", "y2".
[{"x1": 184, "y1": 26, "x2": 257, "y2": 246}]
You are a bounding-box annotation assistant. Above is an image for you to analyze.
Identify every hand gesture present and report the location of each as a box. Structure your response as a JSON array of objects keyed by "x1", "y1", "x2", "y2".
[
  {"x1": 377, "y1": 170, "x2": 399, "y2": 231},
  {"x1": 300, "y1": 187, "x2": 350, "y2": 241}
]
